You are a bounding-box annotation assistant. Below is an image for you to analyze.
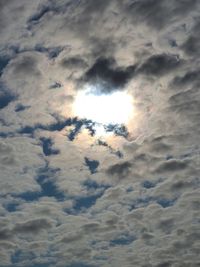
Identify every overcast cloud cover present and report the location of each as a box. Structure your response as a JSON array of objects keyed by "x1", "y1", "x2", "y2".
[{"x1": 0, "y1": 0, "x2": 200, "y2": 266}]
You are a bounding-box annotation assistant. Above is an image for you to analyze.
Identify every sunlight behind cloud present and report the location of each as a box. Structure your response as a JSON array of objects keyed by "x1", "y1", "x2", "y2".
[{"x1": 73, "y1": 85, "x2": 134, "y2": 125}]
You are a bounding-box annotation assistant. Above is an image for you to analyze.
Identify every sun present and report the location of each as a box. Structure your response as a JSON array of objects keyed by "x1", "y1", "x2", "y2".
[{"x1": 73, "y1": 85, "x2": 134, "y2": 126}]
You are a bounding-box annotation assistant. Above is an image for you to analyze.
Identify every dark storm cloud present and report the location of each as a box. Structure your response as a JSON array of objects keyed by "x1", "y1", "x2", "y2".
[
  {"x1": 137, "y1": 54, "x2": 181, "y2": 77},
  {"x1": 78, "y1": 51, "x2": 183, "y2": 97},
  {"x1": 82, "y1": 57, "x2": 135, "y2": 93},
  {"x1": 80, "y1": 53, "x2": 182, "y2": 93}
]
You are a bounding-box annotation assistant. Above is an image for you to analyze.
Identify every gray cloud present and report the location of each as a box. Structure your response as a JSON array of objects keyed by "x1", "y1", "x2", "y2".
[
  {"x1": 181, "y1": 20, "x2": 200, "y2": 56},
  {"x1": 121, "y1": 0, "x2": 198, "y2": 30},
  {"x1": 10, "y1": 55, "x2": 41, "y2": 77},
  {"x1": 155, "y1": 159, "x2": 189, "y2": 174},
  {"x1": 61, "y1": 57, "x2": 88, "y2": 69},
  {"x1": 107, "y1": 161, "x2": 132, "y2": 178},
  {"x1": 80, "y1": 57, "x2": 135, "y2": 93},
  {"x1": 171, "y1": 69, "x2": 200, "y2": 89},
  {"x1": 137, "y1": 54, "x2": 181, "y2": 77},
  {"x1": 0, "y1": 0, "x2": 199, "y2": 266},
  {"x1": 13, "y1": 218, "x2": 53, "y2": 234}
]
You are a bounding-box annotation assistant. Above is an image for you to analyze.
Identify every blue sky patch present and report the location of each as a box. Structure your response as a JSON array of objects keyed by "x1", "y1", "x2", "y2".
[
  {"x1": 67, "y1": 262, "x2": 97, "y2": 267},
  {"x1": 157, "y1": 198, "x2": 176, "y2": 208},
  {"x1": 0, "y1": 83, "x2": 16, "y2": 109},
  {"x1": 84, "y1": 158, "x2": 99, "y2": 174},
  {"x1": 110, "y1": 234, "x2": 136, "y2": 246},
  {"x1": 34, "y1": 44, "x2": 64, "y2": 59},
  {"x1": 73, "y1": 192, "x2": 103, "y2": 212},
  {"x1": 104, "y1": 124, "x2": 129, "y2": 138},
  {"x1": 16, "y1": 165, "x2": 65, "y2": 202},
  {"x1": 0, "y1": 55, "x2": 10, "y2": 76},
  {"x1": 15, "y1": 104, "x2": 30, "y2": 112},
  {"x1": 142, "y1": 180, "x2": 156, "y2": 189},
  {"x1": 40, "y1": 137, "x2": 60, "y2": 156},
  {"x1": 3, "y1": 202, "x2": 19, "y2": 212},
  {"x1": 83, "y1": 179, "x2": 110, "y2": 191}
]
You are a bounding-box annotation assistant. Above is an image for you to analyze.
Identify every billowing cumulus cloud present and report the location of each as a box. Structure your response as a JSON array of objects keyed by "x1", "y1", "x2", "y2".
[{"x1": 0, "y1": 0, "x2": 200, "y2": 267}]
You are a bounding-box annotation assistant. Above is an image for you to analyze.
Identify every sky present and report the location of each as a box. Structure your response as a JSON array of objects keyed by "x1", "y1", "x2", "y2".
[{"x1": 0, "y1": 0, "x2": 200, "y2": 266}]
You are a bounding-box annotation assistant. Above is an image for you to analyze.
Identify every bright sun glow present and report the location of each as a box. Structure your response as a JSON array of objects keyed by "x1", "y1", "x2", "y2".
[{"x1": 73, "y1": 86, "x2": 134, "y2": 125}]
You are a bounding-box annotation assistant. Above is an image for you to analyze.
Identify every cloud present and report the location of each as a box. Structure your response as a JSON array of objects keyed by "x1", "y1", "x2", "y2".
[
  {"x1": 61, "y1": 57, "x2": 88, "y2": 69},
  {"x1": 137, "y1": 54, "x2": 181, "y2": 77},
  {"x1": 81, "y1": 57, "x2": 135, "y2": 93},
  {"x1": 0, "y1": 0, "x2": 199, "y2": 266},
  {"x1": 172, "y1": 68, "x2": 200, "y2": 85},
  {"x1": 13, "y1": 218, "x2": 53, "y2": 234},
  {"x1": 181, "y1": 20, "x2": 200, "y2": 56},
  {"x1": 154, "y1": 159, "x2": 189, "y2": 173},
  {"x1": 107, "y1": 161, "x2": 131, "y2": 178},
  {"x1": 10, "y1": 54, "x2": 41, "y2": 77},
  {"x1": 121, "y1": 0, "x2": 198, "y2": 30}
]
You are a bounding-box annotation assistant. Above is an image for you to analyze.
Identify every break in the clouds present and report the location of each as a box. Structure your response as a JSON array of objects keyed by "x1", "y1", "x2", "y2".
[{"x1": 0, "y1": 0, "x2": 200, "y2": 267}]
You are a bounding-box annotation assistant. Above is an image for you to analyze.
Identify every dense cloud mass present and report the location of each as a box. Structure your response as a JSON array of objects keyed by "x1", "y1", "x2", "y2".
[
  {"x1": 81, "y1": 57, "x2": 135, "y2": 93},
  {"x1": 0, "y1": 0, "x2": 200, "y2": 267}
]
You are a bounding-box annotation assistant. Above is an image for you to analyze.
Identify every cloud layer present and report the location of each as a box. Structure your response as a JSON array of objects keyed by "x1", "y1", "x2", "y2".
[{"x1": 0, "y1": 0, "x2": 200, "y2": 266}]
